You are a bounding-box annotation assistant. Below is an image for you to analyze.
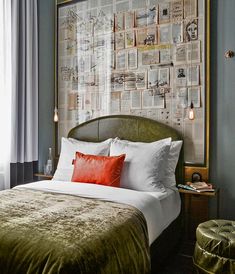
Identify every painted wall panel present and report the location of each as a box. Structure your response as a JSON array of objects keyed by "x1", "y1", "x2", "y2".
[
  {"x1": 38, "y1": 0, "x2": 55, "y2": 171},
  {"x1": 210, "y1": 0, "x2": 235, "y2": 219}
]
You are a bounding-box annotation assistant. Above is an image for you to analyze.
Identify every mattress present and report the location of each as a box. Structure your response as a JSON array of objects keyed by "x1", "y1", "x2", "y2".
[{"x1": 15, "y1": 181, "x2": 181, "y2": 245}]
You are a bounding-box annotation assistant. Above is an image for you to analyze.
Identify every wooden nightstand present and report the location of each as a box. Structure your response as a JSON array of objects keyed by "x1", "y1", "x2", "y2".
[
  {"x1": 179, "y1": 188, "x2": 220, "y2": 240},
  {"x1": 34, "y1": 173, "x2": 53, "y2": 180}
]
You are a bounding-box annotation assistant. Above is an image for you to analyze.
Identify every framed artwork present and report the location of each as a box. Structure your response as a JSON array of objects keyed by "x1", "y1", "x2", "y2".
[{"x1": 55, "y1": 0, "x2": 211, "y2": 169}]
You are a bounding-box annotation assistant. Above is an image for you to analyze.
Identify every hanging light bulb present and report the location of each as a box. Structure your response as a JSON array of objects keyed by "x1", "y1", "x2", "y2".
[
  {"x1": 54, "y1": 107, "x2": 59, "y2": 122},
  {"x1": 188, "y1": 102, "x2": 195, "y2": 120}
]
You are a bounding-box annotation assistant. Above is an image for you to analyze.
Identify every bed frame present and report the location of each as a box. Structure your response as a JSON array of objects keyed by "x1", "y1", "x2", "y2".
[{"x1": 68, "y1": 114, "x2": 184, "y2": 272}]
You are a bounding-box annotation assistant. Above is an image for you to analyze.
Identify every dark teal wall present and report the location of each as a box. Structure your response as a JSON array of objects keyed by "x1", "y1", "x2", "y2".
[
  {"x1": 210, "y1": 0, "x2": 235, "y2": 220},
  {"x1": 38, "y1": 0, "x2": 235, "y2": 219},
  {"x1": 38, "y1": 0, "x2": 55, "y2": 172}
]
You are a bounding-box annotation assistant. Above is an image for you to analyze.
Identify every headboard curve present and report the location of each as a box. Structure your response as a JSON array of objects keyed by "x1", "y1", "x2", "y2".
[{"x1": 68, "y1": 115, "x2": 184, "y2": 183}]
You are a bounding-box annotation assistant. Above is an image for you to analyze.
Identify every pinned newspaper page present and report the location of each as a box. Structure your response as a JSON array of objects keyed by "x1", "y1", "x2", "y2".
[
  {"x1": 116, "y1": 50, "x2": 126, "y2": 70},
  {"x1": 177, "y1": 87, "x2": 188, "y2": 108},
  {"x1": 136, "y1": 27, "x2": 157, "y2": 46},
  {"x1": 188, "y1": 86, "x2": 200, "y2": 107},
  {"x1": 175, "y1": 66, "x2": 187, "y2": 86},
  {"x1": 136, "y1": 28, "x2": 147, "y2": 46},
  {"x1": 159, "y1": 2, "x2": 171, "y2": 24},
  {"x1": 148, "y1": 69, "x2": 158, "y2": 89},
  {"x1": 142, "y1": 90, "x2": 165, "y2": 109},
  {"x1": 125, "y1": 30, "x2": 135, "y2": 48},
  {"x1": 159, "y1": 24, "x2": 171, "y2": 44},
  {"x1": 160, "y1": 47, "x2": 172, "y2": 64},
  {"x1": 172, "y1": 23, "x2": 183, "y2": 44},
  {"x1": 184, "y1": 0, "x2": 198, "y2": 18},
  {"x1": 121, "y1": 91, "x2": 131, "y2": 113},
  {"x1": 110, "y1": 91, "x2": 121, "y2": 113},
  {"x1": 187, "y1": 65, "x2": 200, "y2": 86},
  {"x1": 115, "y1": 31, "x2": 125, "y2": 50},
  {"x1": 124, "y1": 11, "x2": 135, "y2": 29},
  {"x1": 125, "y1": 72, "x2": 136, "y2": 90},
  {"x1": 158, "y1": 68, "x2": 170, "y2": 87},
  {"x1": 184, "y1": 19, "x2": 198, "y2": 42},
  {"x1": 135, "y1": 9, "x2": 148, "y2": 28},
  {"x1": 111, "y1": 72, "x2": 124, "y2": 91},
  {"x1": 175, "y1": 44, "x2": 187, "y2": 64},
  {"x1": 136, "y1": 71, "x2": 147, "y2": 89},
  {"x1": 127, "y1": 48, "x2": 138, "y2": 70},
  {"x1": 147, "y1": 6, "x2": 158, "y2": 25},
  {"x1": 136, "y1": 26, "x2": 157, "y2": 46},
  {"x1": 115, "y1": 12, "x2": 124, "y2": 31},
  {"x1": 140, "y1": 47, "x2": 160, "y2": 65},
  {"x1": 171, "y1": 0, "x2": 184, "y2": 22},
  {"x1": 130, "y1": 90, "x2": 142, "y2": 109},
  {"x1": 187, "y1": 41, "x2": 201, "y2": 63},
  {"x1": 142, "y1": 90, "x2": 153, "y2": 108},
  {"x1": 146, "y1": 26, "x2": 158, "y2": 45},
  {"x1": 153, "y1": 94, "x2": 165, "y2": 108}
]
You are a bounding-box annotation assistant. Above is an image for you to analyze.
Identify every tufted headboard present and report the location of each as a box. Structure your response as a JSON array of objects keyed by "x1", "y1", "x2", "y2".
[{"x1": 68, "y1": 115, "x2": 184, "y2": 184}]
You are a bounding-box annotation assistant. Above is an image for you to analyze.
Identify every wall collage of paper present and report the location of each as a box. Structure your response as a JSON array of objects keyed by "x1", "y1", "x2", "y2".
[{"x1": 57, "y1": 0, "x2": 206, "y2": 164}]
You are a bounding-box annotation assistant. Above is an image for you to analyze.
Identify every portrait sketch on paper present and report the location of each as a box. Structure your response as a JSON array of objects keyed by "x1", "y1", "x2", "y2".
[
  {"x1": 175, "y1": 66, "x2": 187, "y2": 86},
  {"x1": 185, "y1": 19, "x2": 198, "y2": 42}
]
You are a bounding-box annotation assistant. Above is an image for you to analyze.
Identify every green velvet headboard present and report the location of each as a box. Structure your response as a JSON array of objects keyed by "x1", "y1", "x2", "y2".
[{"x1": 68, "y1": 115, "x2": 184, "y2": 184}]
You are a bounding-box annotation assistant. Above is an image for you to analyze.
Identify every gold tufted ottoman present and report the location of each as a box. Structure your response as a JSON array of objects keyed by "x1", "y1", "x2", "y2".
[{"x1": 193, "y1": 220, "x2": 235, "y2": 273}]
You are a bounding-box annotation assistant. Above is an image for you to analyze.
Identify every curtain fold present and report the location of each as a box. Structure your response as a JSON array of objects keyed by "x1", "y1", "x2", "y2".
[
  {"x1": 0, "y1": 0, "x2": 12, "y2": 190},
  {"x1": 10, "y1": 0, "x2": 38, "y2": 187},
  {"x1": 0, "y1": 0, "x2": 38, "y2": 189},
  {"x1": 11, "y1": 0, "x2": 38, "y2": 164}
]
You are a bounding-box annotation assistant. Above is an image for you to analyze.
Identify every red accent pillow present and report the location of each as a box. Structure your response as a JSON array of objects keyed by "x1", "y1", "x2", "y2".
[{"x1": 71, "y1": 152, "x2": 126, "y2": 187}]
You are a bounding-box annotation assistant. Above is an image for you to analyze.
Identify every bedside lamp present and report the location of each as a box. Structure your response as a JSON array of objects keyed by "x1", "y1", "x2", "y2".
[
  {"x1": 54, "y1": 107, "x2": 59, "y2": 122},
  {"x1": 188, "y1": 102, "x2": 195, "y2": 120}
]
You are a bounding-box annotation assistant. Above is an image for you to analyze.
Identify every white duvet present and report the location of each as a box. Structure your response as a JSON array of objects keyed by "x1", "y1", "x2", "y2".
[{"x1": 15, "y1": 180, "x2": 181, "y2": 245}]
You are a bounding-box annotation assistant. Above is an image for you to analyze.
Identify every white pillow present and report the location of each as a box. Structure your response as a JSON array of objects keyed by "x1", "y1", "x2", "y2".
[
  {"x1": 53, "y1": 137, "x2": 112, "y2": 181},
  {"x1": 163, "y1": 141, "x2": 183, "y2": 189},
  {"x1": 110, "y1": 138, "x2": 171, "y2": 192}
]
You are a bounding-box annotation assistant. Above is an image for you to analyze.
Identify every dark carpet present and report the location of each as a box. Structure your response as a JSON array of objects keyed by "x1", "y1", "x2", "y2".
[{"x1": 154, "y1": 241, "x2": 195, "y2": 274}]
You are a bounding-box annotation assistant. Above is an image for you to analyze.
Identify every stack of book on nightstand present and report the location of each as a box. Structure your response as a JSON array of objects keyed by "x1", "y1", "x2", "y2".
[{"x1": 178, "y1": 182, "x2": 215, "y2": 192}]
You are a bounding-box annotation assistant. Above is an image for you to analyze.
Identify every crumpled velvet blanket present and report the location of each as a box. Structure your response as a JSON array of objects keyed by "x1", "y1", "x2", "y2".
[{"x1": 0, "y1": 188, "x2": 150, "y2": 274}]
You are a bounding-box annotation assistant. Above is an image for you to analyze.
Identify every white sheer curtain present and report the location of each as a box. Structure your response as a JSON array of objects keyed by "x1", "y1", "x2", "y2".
[{"x1": 0, "y1": 0, "x2": 12, "y2": 190}]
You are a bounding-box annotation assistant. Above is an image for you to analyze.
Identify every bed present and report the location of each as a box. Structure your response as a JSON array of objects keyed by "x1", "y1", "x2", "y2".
[{"x1": 0, "y1": 115, "x2": 184, "y2": 274}]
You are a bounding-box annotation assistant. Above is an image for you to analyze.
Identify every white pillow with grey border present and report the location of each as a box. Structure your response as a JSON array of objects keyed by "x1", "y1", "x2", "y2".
[
  {"x1": 110, "y1": 138, "x2": 172, "y2": 192},
  {"x1": 53, "y1": 137, "x2": 112, "y2": 182}
]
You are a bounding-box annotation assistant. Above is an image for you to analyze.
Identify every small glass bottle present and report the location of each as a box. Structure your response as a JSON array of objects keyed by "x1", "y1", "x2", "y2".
[{"x1": 44, "y1": 148, "x2": 53, "y2": 176}]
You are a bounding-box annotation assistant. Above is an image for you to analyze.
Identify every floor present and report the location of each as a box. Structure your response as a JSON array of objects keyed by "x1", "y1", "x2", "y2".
[{"x1": 155, "y1": 241, "x2": 196, "y2": 274}]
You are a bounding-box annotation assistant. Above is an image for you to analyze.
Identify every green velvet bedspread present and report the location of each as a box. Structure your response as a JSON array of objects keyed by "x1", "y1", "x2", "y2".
[{"x1": 0, "y1": 188, "x2": 150, "y2": 274}]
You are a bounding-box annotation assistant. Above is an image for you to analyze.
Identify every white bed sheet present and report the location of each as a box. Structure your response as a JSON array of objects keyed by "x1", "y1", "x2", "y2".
[{"x1": 15, "y1": 181, "x2": 181, "y2": 245}]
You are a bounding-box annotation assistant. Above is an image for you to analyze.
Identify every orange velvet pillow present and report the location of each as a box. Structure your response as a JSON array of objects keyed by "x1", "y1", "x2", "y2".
[{"x1": 71, "y1": 152, "x2": 126, "y2": 187}]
